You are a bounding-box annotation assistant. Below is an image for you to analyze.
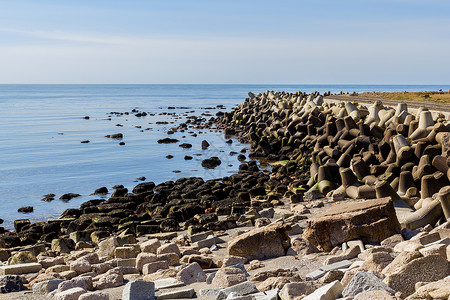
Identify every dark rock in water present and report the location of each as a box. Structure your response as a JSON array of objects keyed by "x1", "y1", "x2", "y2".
[
  {"x1": 225, "y1": 128, "x2": 236, "y2": 135},
  {"x1": 137, "y1": 176, "x2": 146, "y2": 181},
  {"x1": 202, "y1": 140, "x2": 210, "y2": 149},
  {"x1": 112, "y1": 184, "x2": 124, "y2": 189},
  {"x1": 0, "y1": 219, "x2": 3, "y2": 225},
  {"x1": 132, "y1": 182, "x2": 155, "y2": 194},
  {"x1": 202, "y1": 157, "x2": 222, "y2": 169},
  {"x1": 158, "y1": 138, "x2": 179, "y2": 144},
  {"x1": 226, "y1": 139, "x2": 233, "y2": 144},
  {"x1": 166, "y1": 155, "x2": 174, "y2": 159},
  {"x1": 0, "y1": 275, "x2": 23, "y2": 293},
  {"x1": 173, "y1": 170, "x2": 181, "y2": 173},
  {"x1": 41, "y1": 194, "x2": 55, "y2": 201},
  {"x1": 105, "y1": 133, "x2": 123, "y2": 139},
  {"x1": 93, "y1": 186, "x2": 108, "y2": 195},
  {"x1": 59, "y1": 193, "x2": 81, "y2": 201},
  {"x1": 229, "y1": 151, "x2": 238, "y2": 156},
  {"x1": 179, "y1": 143, "x2": 192, "y2": 148},
  {"x1": 119, "y1": 142, "x2": 125, "y2": 145},
  {"x1": 83, "y1": 116, "x2": 90, "y2": 119},
  {"x1": 18, "y1": 206, "x2": 33, "y2": 213},
  {"x1": 111, "y1": 188, "x2": 128, "y2": 198},
  {"x1": 237, "y1": 154, "x2": 246, "y2": 161},
  {"x1": 184, "y1": 156, "x2": 193, "y2": 160},
  {"x1": 80, "y1": 140, "x2": 90, "y2": 143}
]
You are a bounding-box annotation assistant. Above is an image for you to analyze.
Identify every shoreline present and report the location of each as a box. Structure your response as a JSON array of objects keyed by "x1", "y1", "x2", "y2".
[{"x1": 1, "y1": 89, "x2": 450, "y2": 299}]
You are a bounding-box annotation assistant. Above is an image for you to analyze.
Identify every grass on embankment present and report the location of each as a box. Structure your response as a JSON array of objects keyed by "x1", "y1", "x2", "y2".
[{"x1": 359, "y1": 91, "x2": 450, "y2": 104}]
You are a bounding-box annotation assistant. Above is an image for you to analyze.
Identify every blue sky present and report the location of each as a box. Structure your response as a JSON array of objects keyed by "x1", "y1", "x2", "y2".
[{"x1": 0, "y1": 0, "x2": 449, "y2": 84}]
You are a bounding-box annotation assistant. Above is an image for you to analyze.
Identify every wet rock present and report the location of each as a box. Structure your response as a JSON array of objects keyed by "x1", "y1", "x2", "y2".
[
  {"x1": 105, "y1": 133, "x2": 123, "y2": 139},
  {"x1": 158, "y1": 138, "x2": 179, "y2": 144},
  {"x1": 93, "y1": 187, "x2": 108, "y2": 195},
  {"x1": 303, "y1": 198, "x2": 401, "y2": 252},
  {"x1": 179, "y1": 143, "x2": 192, "y2": 148},
  {"x1": 18, "y1": 206, "x2": 33, "y2": 213},
  {"x1": 59, "y1": 193, "x2": 81, "y2": 201},
  {"x1": 202, "y1": 140, "x2": 210, "y2": 149},
  {"x1": 202, "y1": 157, "x2": 222, "y2": 169},
  {"x1": 42, "y1": 194, "x2": 56, "y2": 201}
]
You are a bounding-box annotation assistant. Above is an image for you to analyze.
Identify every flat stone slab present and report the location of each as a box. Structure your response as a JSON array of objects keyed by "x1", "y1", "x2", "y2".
[
  {"x1": 305, "y1": 269, "x2": 326, "y2": 281},
  {"x1": 0, "y1": 263, "x2": 42, "y2": 275},
  {"x1": 199, "y1": 289, "x2": 221, "y2": 296},
  {"x1": 216, "y1": 281, "x2": 258, "y2": 300},
  {"x1": 146, "y1": 232, "x2": 178, "y2": 240},
  {"x1": 253, "y1": 288, "x2": 279, "y2": 300},
  {"x1": 320, "y1": 260, "x2": 353, "y2": 272},
  {"x1": 191, "y1": 231, "x2": 214, "y2": 243},
  {"x1": 158, "y1": 288, "x2": 195, "y2": 299},
  {"x1": 122, "y1": 280, "x2": 155, "y2": 300},
  {"x1": 153, "y1": 278, "x2": 185, "y2": 290}
]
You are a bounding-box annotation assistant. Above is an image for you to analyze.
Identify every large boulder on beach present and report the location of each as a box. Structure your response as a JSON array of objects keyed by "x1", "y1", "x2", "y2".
[
  {"x1": 303, "y1": 197, "x2": 401, "y2": 252},
  {"x1": 227, "y1": 222, "x2": 291, "y2": 260}
]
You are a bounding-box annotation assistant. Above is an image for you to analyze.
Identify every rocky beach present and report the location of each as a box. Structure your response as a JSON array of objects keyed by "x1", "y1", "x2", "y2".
[{"x1": 1, "y1": 89, "x2": 450, "y2": 300}]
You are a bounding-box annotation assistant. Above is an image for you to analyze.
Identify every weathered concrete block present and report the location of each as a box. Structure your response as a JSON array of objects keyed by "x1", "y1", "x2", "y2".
[{"x1": 0, "y1": 262, "x2": 42, "y2": 275}]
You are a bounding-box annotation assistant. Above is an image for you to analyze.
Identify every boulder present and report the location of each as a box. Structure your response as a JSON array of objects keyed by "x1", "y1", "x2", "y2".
[
  {"x1": 143, "y1": 261, "x2": 169, "y2": 275},
  {"x1": 303, "y1": 198, "x2": 401, "y2": 252},
  {"x1": 212, "y1": 267, "x2": 247, "y2": 288},
  {"x1": 54, "y1": 287, "x2": 86, "y2": 300},
  {"x1": 227, "y1": 222, "x2": 291, "y2": 260},
  {"x1": 279, "y1": 282, "x2": 317, "y2": 300},
  {"x1": 302, "y1": 280, "x2": 343, "y2": 300},
  {"x1": 140, "y1": 238, "x2": 161, "y2": 253},
  {"x1": 33, "y1": 279, "x2": 64, "y2": 295},
  {"x1": 70, "y1": 258, "x2": 91, "y2": 275},
  {"x1": 156, "y1": 243, "x2": 180, "y2": 257},
  {"x1": 0, "y1": 275, "x2": 23, "y2": 293},
  {"x1": 176, "y1": 262, "x2": 206, "y2": 284},
  {"x1": 136, "y1": 253, "x2": 157, "y2": 273},
  {"x1": 405, "y1": 276, "x2": 450, "y2": 299},
  {"x1": 342, "y1": 271, "x2": 394, "y2": 298},
  {"x1": 93, "y1": 267, "x2": 123, "y2": 290},
  {"x1": 122, "y1": 280, "x2": 154, "y2": 300},
  {"x1": 383, "y1": 255, "x2": 448, "y2": 296},
  {"x1": 79, "y1": 291, "x2": 109, "y2": 300}
]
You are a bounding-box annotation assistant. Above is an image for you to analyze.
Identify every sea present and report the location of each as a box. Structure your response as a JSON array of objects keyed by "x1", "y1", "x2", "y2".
[{"x1": 1, "y1": 84, "x2": 449, "y2": 229}]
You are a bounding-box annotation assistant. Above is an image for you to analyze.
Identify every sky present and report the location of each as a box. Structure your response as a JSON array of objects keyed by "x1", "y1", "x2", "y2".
[{"x1": 0, "y1": 0, "x2": 449, "y2": 84}]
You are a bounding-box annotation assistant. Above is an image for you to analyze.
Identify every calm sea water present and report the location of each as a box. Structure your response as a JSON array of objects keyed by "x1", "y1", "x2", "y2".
[{"x1": 1, "y1": 84, "x2": 449, "y2": 229}]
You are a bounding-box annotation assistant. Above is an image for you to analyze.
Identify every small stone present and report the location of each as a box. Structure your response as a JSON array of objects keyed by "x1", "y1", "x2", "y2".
[
  {"x1": 216, "y1": 281, "x2": 258, "y2": 300},
  {"x1": 212, "y1": 267, "x2": 247, "y2": 288},
  {"x1": 136, "y1": 253, "x2": 157, "y2": 273},
  {"x1": 54, "y1": 287, "x2": 86, "y2": 300},
  {"x1": 159, "y1": 288, "x2": 195, "y2": 299},
  {"x1": 157, "y1": 243, "x2": 180, "y2": 256},
  {"x1": 122, "y1": 280, "x2": 154, "y2": 300},
  {"x1": 140, "y1": 238, "x2": 161, "y2": 253},
  {"x1": 33, "y1": 279, "x2": 64, "y2": 295},
  {"x1": 279, "y1": 282, "x2": 317, "y2": 300},
  {"x1": 176, "y1": 262, "x2": 206, "y2": 284},
  {"x1": 302, "y1": 280, "x2": 343, "y2": 300},
  {"x1": 79, "y1": 291, "x2": 109, "y2": 300},
  {"x1": 143, "y1": 261, "x2": 169, "y2": 275}
]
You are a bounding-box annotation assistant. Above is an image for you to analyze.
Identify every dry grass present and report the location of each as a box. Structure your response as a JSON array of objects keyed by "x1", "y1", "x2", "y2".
[{"x1": 360, "y1": 91, "x2": 450, "y2": 104}]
